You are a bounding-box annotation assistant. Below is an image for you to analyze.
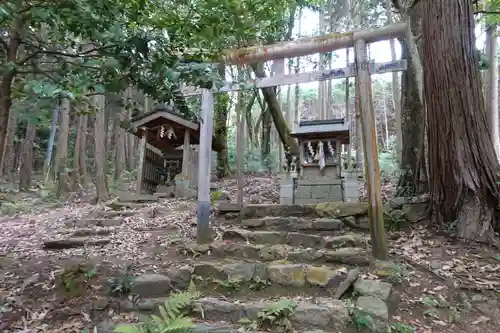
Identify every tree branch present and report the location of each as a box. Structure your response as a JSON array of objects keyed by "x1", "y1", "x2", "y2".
[{"x1": 475, "y1": 10, "x2": 500, "y2": 15}]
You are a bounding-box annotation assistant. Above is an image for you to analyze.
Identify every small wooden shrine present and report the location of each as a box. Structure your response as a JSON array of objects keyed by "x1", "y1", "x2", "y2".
[
  {"x1": 280, "y1": 118, "x2": 360, "y2": 204},
  {"x1": 128, "y1": 106, "x2": 223, "y2": 195}
]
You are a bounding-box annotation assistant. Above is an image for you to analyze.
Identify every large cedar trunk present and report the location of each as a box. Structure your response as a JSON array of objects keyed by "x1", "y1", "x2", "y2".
[
  {"x1": 422, "y1": 0, "x2": 500, "y2": 243},
  {"x1": 396, "y1": 4, "x2": 428, "y2": 196}
]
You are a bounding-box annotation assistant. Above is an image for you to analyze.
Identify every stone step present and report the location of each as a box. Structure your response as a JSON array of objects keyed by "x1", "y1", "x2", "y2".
[
  {"x1": 43, "y1": 237, "x2": 110, "y2": 249},
  {"x1": 97, "y1": 210, "x2": 137, "y2": 218},
  {"x1": 222, "y1": 229, "x2": 364, "y2": 249},
  {"x1": 97, "y1": 321, "x2": 241, "y2": 333},
  {"x1": 239, "y1": 204, "x2": 318, "y2": 219},
  {"x1": 67, "y1": 218, "x2": 123, "y2": 228},
  {"x1": 116, "y1": 193, "x2": 158, "y2": 203},
  {"x1": 178, "y1": 242, "x2": 371, "y2": 266},
  {"x1": 107, "y1": 201, "x2": 147, "y2": 210},
  {"x1": 70, "y1": 227, "x2": 116, "y2": 237},
  {"x1": 167, "y1": 261, "x2": 362, "y2": 298},
  {"x1": 120, "y1": 296, "x2": 352, "y2": 331},
  {"x1": 234, "y1": 216, "x2": 346, "y2": 232}
]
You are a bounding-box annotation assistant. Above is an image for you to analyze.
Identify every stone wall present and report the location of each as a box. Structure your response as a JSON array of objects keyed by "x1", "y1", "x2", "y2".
[
  {"x1": 294, "y1": 178, "x2": 343, "y2": 204},
  {"x1": 279, "y1": 173, "x2": 362, "y2": 204}
]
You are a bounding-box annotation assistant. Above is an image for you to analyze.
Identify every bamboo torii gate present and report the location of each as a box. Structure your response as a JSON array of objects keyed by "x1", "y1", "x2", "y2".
[{"x1": 190, "y1": 22, "x2": 411, "y2": 260}]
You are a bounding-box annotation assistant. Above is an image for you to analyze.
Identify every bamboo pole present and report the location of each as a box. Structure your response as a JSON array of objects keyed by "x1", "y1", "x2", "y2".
[{"x1": 354, "y1": 39, "x2": 388, "y2": 260}]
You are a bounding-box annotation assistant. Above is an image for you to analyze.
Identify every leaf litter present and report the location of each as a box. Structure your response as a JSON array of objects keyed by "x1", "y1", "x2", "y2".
[{"x1": 1, "y1": 175, "x2": 500, "y2": 333}]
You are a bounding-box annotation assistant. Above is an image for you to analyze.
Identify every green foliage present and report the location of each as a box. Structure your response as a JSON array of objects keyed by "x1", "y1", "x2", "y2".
[
  {"x1": 210, "y1": 190, "x2": 223, "y2": 204},
  {"x1": 257, "y1": 299, "x2": 297, "y2": 332},
  {"x1": 249, "y1": 276, "x2": 271, "y2": 291},
  {"x1": 114, "y1": 281, "x2": 200, "y2": 333},
  {"x1": 386, "y1": 322, "x2": 415, "y2": 333},
  {"x1": 108, "y1": 266, "x2": 134, "y2": 296},
  {"x1": 212, "y1": 277, "x2": 242, "y2": 291},
  {"x1": 60, "y1": 263, "x2": 98, "y2": 296},
  {"x1": 354, "y1": 310, "x2": 374, "y2": 330}
]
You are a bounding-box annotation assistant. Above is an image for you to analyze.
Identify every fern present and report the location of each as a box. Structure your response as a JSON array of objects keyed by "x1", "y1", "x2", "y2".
[{"x1": 114, "y1": 281, "x2": 201, "y2": 333}]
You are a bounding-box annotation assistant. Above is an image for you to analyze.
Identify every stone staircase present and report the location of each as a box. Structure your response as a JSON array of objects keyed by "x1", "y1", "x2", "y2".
[
  {"x1": 104, "y1": 200, "x2": 424, "y2": 332},
  {"x1": 43, "y1": 194, "x2": 159, "y2": 250}
]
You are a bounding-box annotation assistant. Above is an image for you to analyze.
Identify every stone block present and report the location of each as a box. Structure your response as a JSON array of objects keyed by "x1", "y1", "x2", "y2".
[
  {"x1": 280, "y1": 197, "x2": 294, "y2": 205},
  {"x1": 295, "y1": 185, "x2": 312, "y2": 199},
  {"x1": 310, "y1": 185, "x2": 331, "y2": 199},
  {"x1": 298, "y1": 178, "x2": 342, "y2": 186},
  {"x1": 280, "y1": 184, "x2": 294, "y2": 198},
  {"x1": 295, "y1": 198, "x2": 322, "y2": 205},
  {"x1": 268, "y1": 264, "x2": 306, "y2": 286},
  {"x1": 328, "y1": 185, "x2": 343, "y2": 201},
  {"x1": 130, "y1": 274, "x2": 172, "y2": 297},
  {"x1": 353, "y1": 279, "x2": 392, "y2": 300}
]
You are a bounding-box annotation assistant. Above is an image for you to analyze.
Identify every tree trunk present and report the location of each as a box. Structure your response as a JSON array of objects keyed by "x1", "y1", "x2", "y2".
[
  {"x1": 79, "y1": 115, "x2": 88, "y2": 186},
  {"x1": 422, "y1": 0, "x2": 500, "y2": 243},
  {"x1": 1, "y1": 108, "x2": 18, "y2": 180},
  {"x1": 93, "y1": 94, "x2": 110, "y2": 202},
  {"x1": 396, "y1": 34, "x2": 428, "y2": 196},
  {"x1": 485, "y1": 24, "x2": 499, "y2": 159},
  {"x1": 19, "y1": 121, "x2": 37, "y2": 190},
  {"x1": 114, "y1": 92, "x2": 127, "y2": 181},
  {"x1": 126, "y1": 89, "x2": 135, "y2": 171},
  {"x1": 55, "y1": 99, "x2": 70, "y2": 195},
  {"x1": 252, "y1": 63, "x2": 299, "y2": 156},
  {"x1": 214, "y1": 65, "x2": 231, "y2": 179},
  {"x1": 72, "y1": 115, "x2": 82, "y2": 189},
  {"x1": 245, "y1": 93, "x2": 256, "y2": 147},
  {"x1": 0, "y1": 28, "x2": 21, "y2": 175},
  {"x1": 385, "y1": 0, "x2": 402, "y2": 164},
  {"x1": 261, "y1": 107, "x2": 272, "y2": 171},
  {"x1": 43, "y1": 104, "x2": 59, "y2": 177}
]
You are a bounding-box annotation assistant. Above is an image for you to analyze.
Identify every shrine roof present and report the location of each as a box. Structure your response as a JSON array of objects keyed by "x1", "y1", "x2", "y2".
[{"x1": 290, "y1": 118, "x2": 350, "y2": 140}]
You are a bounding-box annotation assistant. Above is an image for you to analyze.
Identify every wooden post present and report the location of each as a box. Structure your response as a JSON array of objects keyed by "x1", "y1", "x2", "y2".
[
  {"x1": 181, "y1": 129, "x2": 191, "y2": 196},
  {"x1": 197, "y1": 90, "x2": 214, "y2": 244},
  {"x1": 236, "y1": 91, "x2": 245, "y2": 208},
  {"x1": 135, "y1": 128, "x2": 147, "y2": 195},
  {"x1": 354, "y1": 39, "x2": 388, "y2": 260}
]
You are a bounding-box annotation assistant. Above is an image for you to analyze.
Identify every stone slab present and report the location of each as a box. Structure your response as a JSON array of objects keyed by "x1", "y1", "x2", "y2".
[
  {"x1": 43, "y1": 237, "x2": 110, "y2": 249},
  {"x1": 297, "y1": 178, "x2": 342, "y2": 186}
]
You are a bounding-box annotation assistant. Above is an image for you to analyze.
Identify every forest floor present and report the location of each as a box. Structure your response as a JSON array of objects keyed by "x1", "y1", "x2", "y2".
[{"x1": 0, "y1": 175, "x2": 499, "y2": 333}]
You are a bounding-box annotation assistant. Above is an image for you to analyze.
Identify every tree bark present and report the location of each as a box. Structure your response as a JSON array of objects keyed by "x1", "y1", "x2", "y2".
[
  {"x1": 93, "y1": 94, "x2": 110, "y2": 202},
  {"x1": 114, "y1": 92, "x2": 127, "y2": 181},
  {"x1": 485, "y1": 24, "x2": 499, "y2": 159},
  {"x1": 422, "y1": 0, "x2": 500, "y2": 243},
  {"x1": 385, "y1": 0, "x2": 402, "y2": 164},
  {"x1": 261, "y1": 107, "x2": 272, "y2": 171},
  {"x1": 55, "y1": 99, "x2": 70, "y2": 195},
  {"x1": 79, "y1": 115, "x2": 88, "y2": 186},
  {"x1": 43, "y1": 104, "x2": 59, "y2": 177},
  {"x1": 251, "y1": 63, "x2": 299, "y2": 157},
  {"x1": 19, "y1": 121, "x2": 37, "y2": 190},
  {"x1": 214, "y1": 65, "x2": 231, "y2": 179},
  {"x1": 396, "y1": 34, "x2": 428, "y2": 196}
]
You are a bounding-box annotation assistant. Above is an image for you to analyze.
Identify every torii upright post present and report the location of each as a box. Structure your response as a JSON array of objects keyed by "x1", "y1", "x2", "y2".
[
  {"x1": 354, "y1": 39, "x2": 388, "y2": 260},
  {"x1": 197, "y1": 89, "x2": 214, "y2": 244}
]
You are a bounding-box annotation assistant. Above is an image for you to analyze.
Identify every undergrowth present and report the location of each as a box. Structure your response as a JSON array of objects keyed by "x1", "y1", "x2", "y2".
[
  {"x1": 114, "y1": 281, "x2": 201, "y2": 333},
  {"x1": 59, "y1": 263, "x2": 98, "y2": 296},
  {"x1": 238, "y1": 299, "x2": 297, "y2": 332}
]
